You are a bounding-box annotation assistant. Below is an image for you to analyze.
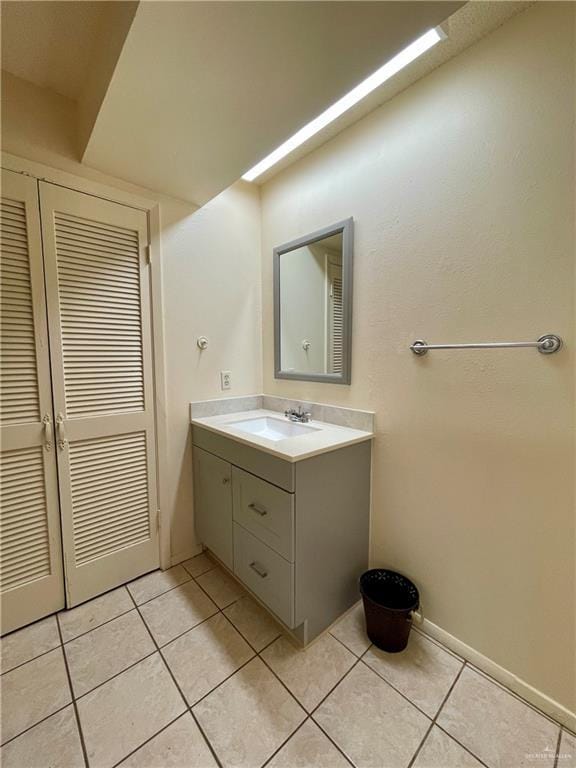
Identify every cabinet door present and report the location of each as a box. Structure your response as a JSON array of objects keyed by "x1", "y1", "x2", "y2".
[
  {"x1": 0, "y1": 171, "x2": 65, "y2": 633},
  {"x1": 193, "y1": 448, "x2": 233, "y2": 569},
  {"x1": 39, "y1": 182, "x2": 159, "y2": 607}
]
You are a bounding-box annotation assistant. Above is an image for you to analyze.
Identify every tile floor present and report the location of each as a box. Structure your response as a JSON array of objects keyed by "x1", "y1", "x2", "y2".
[{"x1": 1, "y1": 555, "x2": 574, "y2": 768}]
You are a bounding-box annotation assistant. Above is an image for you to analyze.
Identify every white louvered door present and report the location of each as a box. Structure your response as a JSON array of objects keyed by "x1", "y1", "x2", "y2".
[
  {"x1": 0, "y1": 170, "x2": 65, "y2": 633},
  {"x1": 39, "y1": 182, "x2": 159, "y2": 606}
]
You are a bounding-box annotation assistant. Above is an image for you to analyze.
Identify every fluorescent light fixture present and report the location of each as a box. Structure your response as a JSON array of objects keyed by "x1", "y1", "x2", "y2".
[{"x1": 242, "y1": 26, "x2": 444, "y2": 182}]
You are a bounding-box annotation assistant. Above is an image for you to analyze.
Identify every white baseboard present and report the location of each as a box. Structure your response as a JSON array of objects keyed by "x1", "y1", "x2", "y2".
[{"x1": 415, "y1": 613, "x2": 575, "y2": 732}]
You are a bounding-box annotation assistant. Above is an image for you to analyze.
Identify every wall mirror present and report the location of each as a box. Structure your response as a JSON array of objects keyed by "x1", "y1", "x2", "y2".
[{"x1": 274, "y1": 218, "x2": 353, "y2": 384}]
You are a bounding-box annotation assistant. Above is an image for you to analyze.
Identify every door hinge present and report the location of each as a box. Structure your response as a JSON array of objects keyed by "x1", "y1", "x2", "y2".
[
  {"x1": 145, "y1": 244, "x2": 152, "y2": 265},
  {"x1": 156, "y1": 509, "x2": 160, "y2": 533}
]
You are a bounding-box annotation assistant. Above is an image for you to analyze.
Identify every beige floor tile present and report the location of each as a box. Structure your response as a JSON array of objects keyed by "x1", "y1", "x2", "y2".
[
  {"x1": 0, "y1": 615, "x2": 60, "y2": 673},
  {"x1": 77, "y1": 653, "x2": 185, "y2": 768},
  {"x1": 1, "y1": 647, "x2": 71, "y2": 744},
  {"x1": 558, "y1": 731, "x2": 576, "y2": 767},
  {"x1": 268, "y1": 719, "x2": 350, "y2": 768},
  {"x1": 0, "y1": 705, "x2": 83, "y2": 768},
  {"x1": 196, "y1": 567, "x2": 245, "y2": 608},
  {"x1": 363, "y1": 631, "x2": 463, "y2": 717},
  {"x1": 59, "y1": 587, "x2": 133, "y2": 642},
  {"x1": 65, "y1": 610, "x2": 155, "y2": 697},
  {"x1": 119, "y1": 713, "x2": 218, "y2": 767},
  {"x1": 262, "y1": 634, "x2": 356, "y2": 712},
  {"x1": 140, "y1": 579, "x2": 218, "y2": 646},
  {"x1": 163, "y1": 613, "x2": 254, "y2": 705},
  {"x1": 127, "y1": 566, "x2": 190, "y2": 605},
  {"x1": 223, "y1": 595, "x2": 282, "y2": 651},
  {"x1": 412, "y1": 726, "x2": 483, "y2": 767},
  {"x1": 182, "y1": 552, "x2": 217, "y2": 578},
  {"x1": 314, "y1": 662, "x2": 430, "y2": 768},
  {"x1": 193, "y1": 657, "x2": 306, "y2": 768},
  {"x1": 437, "y1": 667, "x2": 559, "y2": 768},
  {"x1": 329, "y1": 602, "x2": 371, "y2": 657}
]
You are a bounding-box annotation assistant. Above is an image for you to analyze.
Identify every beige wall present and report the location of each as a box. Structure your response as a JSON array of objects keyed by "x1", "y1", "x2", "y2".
[
  {"x1": 260, "y1": 3, "x2": 575, "y2": 710},
  {"x1": 160, "y1": 186, "x2": 262, "y2": 563},
  {"x1": 1, "y1": 75, "x2": 263, "y2": 566}
]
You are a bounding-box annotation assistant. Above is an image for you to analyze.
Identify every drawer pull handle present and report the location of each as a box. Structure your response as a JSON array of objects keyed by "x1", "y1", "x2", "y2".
[
  {"x1": 248, "y1": 502, "x2": 267, "y2": 517},
  {"x1": 249, "y1": 561, "x2": 268, "y2": 578}
]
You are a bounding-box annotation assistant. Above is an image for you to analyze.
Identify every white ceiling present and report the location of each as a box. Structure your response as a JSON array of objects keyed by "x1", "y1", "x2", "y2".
[
  {"x1": 81, "y1": 1, "x2": 463, "y2": 205},
  {"x1": 1, "y1": 1, "x2": 117, "y2": 100}
]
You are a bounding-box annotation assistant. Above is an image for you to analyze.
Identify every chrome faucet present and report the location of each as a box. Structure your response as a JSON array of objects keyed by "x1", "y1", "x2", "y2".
[{"x1": 284, "y1": 406, "x2": 312, "y2": 423}]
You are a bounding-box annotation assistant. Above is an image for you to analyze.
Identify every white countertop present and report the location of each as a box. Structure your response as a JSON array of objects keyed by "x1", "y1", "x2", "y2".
[{"x1": 190, "y1": 409, "x2": 373, "y2": 462}]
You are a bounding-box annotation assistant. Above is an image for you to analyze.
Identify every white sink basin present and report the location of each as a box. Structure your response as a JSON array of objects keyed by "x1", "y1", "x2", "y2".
[{"x1": 228, "y1": 416, "x2": 320, "y2": 442}]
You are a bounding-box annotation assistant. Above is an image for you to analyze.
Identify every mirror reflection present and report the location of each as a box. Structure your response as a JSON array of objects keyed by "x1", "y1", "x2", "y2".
[
  {"x1": 274, "y1": 218, "x2": 352, "y2": 384},
  {"x1": 280, "y1": 233, "x2": 343, "y2": 375}
]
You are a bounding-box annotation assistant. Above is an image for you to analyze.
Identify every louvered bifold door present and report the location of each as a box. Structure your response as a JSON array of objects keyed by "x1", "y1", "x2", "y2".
[
  {"x1": 39, "y1": 182, "x2": 159, "y2": 607},
  {"x1": 0, "y1": 170, "x2": 65, "y2": 633}
]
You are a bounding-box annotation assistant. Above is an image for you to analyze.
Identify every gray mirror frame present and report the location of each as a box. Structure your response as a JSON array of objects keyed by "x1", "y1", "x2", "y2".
[{"x1": 273, "y1": 217, "x2": 353, "y2": 384}]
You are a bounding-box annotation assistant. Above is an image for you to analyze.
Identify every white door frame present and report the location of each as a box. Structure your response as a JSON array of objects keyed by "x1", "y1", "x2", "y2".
[{"x1": 1, "y1": 151, "x2": 171, "y2": 570}]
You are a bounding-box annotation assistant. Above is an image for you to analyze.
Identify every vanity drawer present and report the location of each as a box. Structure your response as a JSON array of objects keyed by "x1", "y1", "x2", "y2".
[
  {"x1": 233, "y1": 523, "x2": 294, "y2": 628},
  {"x1": 232, "y1": 467, "x2": 294, "y2": 561}
]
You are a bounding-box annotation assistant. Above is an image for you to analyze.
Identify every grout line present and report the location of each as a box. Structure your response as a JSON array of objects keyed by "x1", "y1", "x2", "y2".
[
  {"x1": 219, "y1": 607, "x2": 281, "y2": 655},
  {"x1": 431, "y1": 663, "x2": 491, "y2": 768},
  {"x1": 552, "y1": 726, "x2": 563, "y2": 768},
  {"x1": 155, "y1": 610, "x2": 220, "y2": 649},
  {"x1": 128, "y1": 575, "x2": 193, "y2": 608},
  {"x1": 406, "y1": 661, "x2": 467, "y2": 768},
  {"x1": 189, "y1": 655, "x2": 257, "y2": 709},
  {"x1": 181, "y1": 561, "x2": 218, "y2": 580},
  {"x1": 191, "y1": 573, "x2": 245, "y2": 611},
  {"x1": 74, "y1": 650, "x2": 158, "y2": 701},
  {"x1": 255, "y1": 654, "x2": 358, "y2": 767},
  {"x1": 260, "y1": 717, "x2": 312, "y2": 768},
  {"x1": 309, "y1": 717, "x2": 357, "y2": 767},
  {"x1": 464, "y1": 660, "x2": 563, "y2": 727},
  {"x1": 0, "y1": 611, "x2": 61, "y2": 643},
  {"x1": 1, "y1": 643, "x2": 63, "y2": 677},
  {"x1": 109, "y1": 712, "x2": 187, "y2": 768},
  {"x1": 258, "y1": 654, "x2": 360, "y2": 765},
  {"x1": 355, "y1": 656, "x2": 437, "y2": 721},
  {"x1": 0, "y1": 700, "x2": 72, "y2": 749},
  {"x1": 60, "y1": 605, "x2": 136, "y2": 645},
  {"x1": 433, "y1": 723, "x2": 491, "y2": 768},
  {"x1": 126, "y1": 584, "x2": 224, "y2": 768},
  {"x1": 307, "y1": 658, "x2": 361, "y2": 717},
  {"x1": 406, "y1": 720, "x2": 434, "y2": 768},
  {"x1": 189, "y1": 709, "x2": 224, "y2": 768},
  {"x1": 55, "y1": 616, "x2": 90, "y2": 768},
  {"x1": 328, "y1": 629, "x2": 369, "y2": 659}
]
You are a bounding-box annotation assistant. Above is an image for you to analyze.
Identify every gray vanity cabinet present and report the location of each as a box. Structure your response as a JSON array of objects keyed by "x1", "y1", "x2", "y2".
[
  {"x1": 192, "y1": 425, "x2": 371, "y2": 644},
  {"x1": 192, "y1": 448, "x2": 233, "y2": 570}
]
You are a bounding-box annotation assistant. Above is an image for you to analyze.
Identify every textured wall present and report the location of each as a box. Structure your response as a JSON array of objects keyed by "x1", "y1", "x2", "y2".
[
  {"x1": 161, "y1": 184, "x2": 262, "y2": 563},
  {"x1": 260, "y1": 3, "x2": 575, "y2": 709}
]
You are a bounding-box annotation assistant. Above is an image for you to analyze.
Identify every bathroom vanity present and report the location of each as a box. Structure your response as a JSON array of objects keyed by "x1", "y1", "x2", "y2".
[{"x1": 191, "y1": 403, "x2": 372, "y2": 644}]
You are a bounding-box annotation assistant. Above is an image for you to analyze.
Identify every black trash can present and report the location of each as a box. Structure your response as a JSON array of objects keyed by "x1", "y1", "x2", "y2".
[{"x1": 360, "y1": 569, "x2": 419, "y2": 653}]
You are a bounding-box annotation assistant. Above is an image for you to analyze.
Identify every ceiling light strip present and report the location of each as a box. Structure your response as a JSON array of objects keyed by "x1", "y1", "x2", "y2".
[{"x1": 242, "y1": 26, "x2": 444, "y2": 182}]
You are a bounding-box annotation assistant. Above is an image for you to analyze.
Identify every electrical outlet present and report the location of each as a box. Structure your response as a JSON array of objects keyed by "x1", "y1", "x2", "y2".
[{"x1": 220, "y1": 370, "x2": 232, "y2": 390}]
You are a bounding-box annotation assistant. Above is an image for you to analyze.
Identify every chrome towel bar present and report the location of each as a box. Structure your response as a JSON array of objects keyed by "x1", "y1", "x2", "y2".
[{"x1": 410, "y1": 334, "x2": 562, "y2": 356}]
